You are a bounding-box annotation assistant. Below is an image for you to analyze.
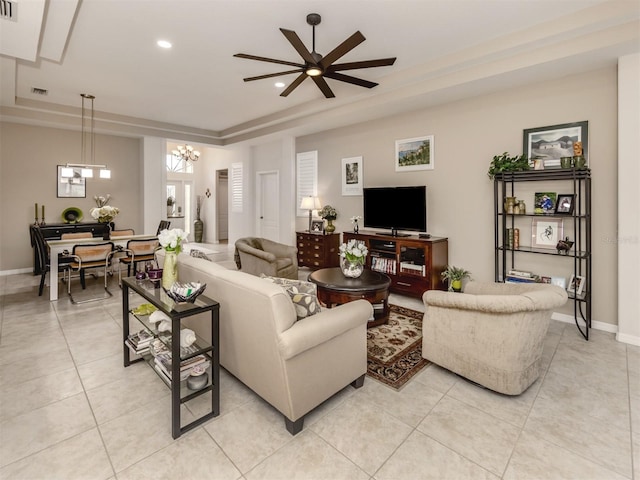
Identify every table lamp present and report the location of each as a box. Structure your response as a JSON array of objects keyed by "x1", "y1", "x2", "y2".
[{"x1": 300, "y1": 196, "x2": 321, "y2": 232}]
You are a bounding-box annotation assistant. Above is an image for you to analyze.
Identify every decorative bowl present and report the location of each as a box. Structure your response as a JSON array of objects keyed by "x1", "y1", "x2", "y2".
[
  {"x1": 163, "y1": 282, "x2": 206, "y2": 303},
  {"x1": 147, "y1": 268, "x2": 163, "y2": 281},
  {"x1": 61, "y1": 207, "x2": 83, "y2": 224}
]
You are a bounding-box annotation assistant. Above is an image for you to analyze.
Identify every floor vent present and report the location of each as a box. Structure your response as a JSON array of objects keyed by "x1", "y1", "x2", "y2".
[
  {"x1": 31, "y1": 87, "x2": 48, "y2": 96},
  {"x1": 0, "y1": 0, "x2": 16, "y2": 21}
]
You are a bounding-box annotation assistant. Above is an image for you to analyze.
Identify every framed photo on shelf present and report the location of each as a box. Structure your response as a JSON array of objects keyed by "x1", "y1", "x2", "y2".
[
  {"x1": 57, "y1": 165, "x2": 86, "y2": 198},
  {"x1": 567, "y1": 274, "x2": 586, "y2": 295},
  {"x1": 310, "y1": 220, "x2": 324, "y2": 234},
  {"x1": 342, "y1": 156, "x2": 363, "y2": 196},
  {"x1": 534, "y1": 192, "x2": 557, "y2": 214},
  {"x1": 395, "y1": 135, "x2": 434, "y2": 172},
  {"x1": 531, "y1": 217, "x2": 563, "y2": 249},
  {"x1": 555, "y1": 194, "x2": 575, "y2": 214},
  {"x1": 522, "y1": 121, "x2": 588, "y2": 167}
]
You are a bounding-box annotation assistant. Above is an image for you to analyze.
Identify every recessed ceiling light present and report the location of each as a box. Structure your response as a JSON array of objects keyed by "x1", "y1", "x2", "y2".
[
  {"x1": 157, "y1": 40, "x2": 172, "y2": 49},
  {"x1": 275, "y1": 82, "x2": 285, "y2": 88}
]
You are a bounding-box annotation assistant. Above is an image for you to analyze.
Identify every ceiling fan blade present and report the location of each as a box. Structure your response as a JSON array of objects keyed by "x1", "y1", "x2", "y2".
[
  {"x1": 243, "y1": 69, "x2": 304, "y2": 82},
  {"x1": 328, "y1": 57, "x2": 397, "y2": 71},
  {"x1": 320, "y1": 31, "x2": 366, "y2": 69},
  {"x1": 280, "y1": 73, "x2": 308, "y2": 97},
  {"x1": 280, "y1": 28, "x2": 316, "y2": 64},
  {"x1": 234, "y1": 53, "x2": 303, "y2": 68},
  {"x1": 312, "y1": 76, "x2": 335, "y2": 98},
  {"x1": 324, "y1": 72, "x2": 378, "y2": 89}
]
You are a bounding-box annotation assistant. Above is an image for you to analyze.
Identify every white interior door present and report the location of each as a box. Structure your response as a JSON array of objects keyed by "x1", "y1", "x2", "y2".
[{"x1": 256, "y1": 170, "x2": 279, "y2": 241}]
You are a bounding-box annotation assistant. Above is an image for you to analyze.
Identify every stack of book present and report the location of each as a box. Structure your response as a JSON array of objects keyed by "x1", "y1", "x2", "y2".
[
  {"x1": 125, "y1": 330, "x2": 153, "y2": 356},
  {"x1": 506, "y1": 228, "x2": 520, "y2": 249},
  {"x1": 505, "y1": 269, "x2": 539, "y2": 283},
  {"x1": 399, "y1": 262, "x2": 425, "y2": 276},
  {"x1": 153, "y1": 351, "x2": 211, "y2": 383},
  {"x1": 371, "y1": 256, "x2": 396, "y2": 275}
]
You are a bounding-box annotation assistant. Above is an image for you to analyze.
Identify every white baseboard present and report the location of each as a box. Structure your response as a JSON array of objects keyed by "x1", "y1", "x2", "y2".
[
  {"x1": 616, "y1": 332, "x2": 640, "y2": 346},
  {"x1": 551, "y1": 312, "x2": 618, "y2": 334},
  {"x1": 0, "y1": 268, "x2": 32, "y2": 276}
]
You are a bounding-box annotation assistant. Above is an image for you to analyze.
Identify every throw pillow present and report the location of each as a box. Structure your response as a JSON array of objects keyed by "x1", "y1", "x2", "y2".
[
  {"x1": 260, "y1": 275, "x2": 321, "y2": 320},
  {"x1": 190, "y1": 249, "x2": 212, "y2": 261}
]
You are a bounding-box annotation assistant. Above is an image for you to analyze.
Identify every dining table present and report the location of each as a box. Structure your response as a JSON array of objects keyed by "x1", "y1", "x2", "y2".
[{"x1": 46, "y1": 234, "x2": 158, "y2": 301}]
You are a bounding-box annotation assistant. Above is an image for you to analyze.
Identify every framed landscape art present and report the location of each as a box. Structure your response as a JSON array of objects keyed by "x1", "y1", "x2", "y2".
[
  {"x1": 395, "y1": 135, "x2": 434, "y2": 172},
  {"x1": 523, "y1": 121, "x2": 588, "y2": 167}
]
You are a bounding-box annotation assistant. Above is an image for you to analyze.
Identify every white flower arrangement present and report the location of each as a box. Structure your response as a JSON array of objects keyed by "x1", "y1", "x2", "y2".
[
  {"x1": 90, "y1": 205, "x2": 119, "y2": 223},
  {"x1": 158, "y1": 228, "x2": 187, "y2": 252},
  {"x1": 350, "y1": 215, "x2": 362, "y2": 224},
  {"x1": 339, "y1": 239, "x2": 368, "y2": 265},
  {"x1": 94, "y1": 194, "x2": 111, "y2": 207}
]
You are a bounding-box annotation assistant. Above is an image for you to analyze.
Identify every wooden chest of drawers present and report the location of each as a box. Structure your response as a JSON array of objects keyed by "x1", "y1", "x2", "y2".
[{"x1": 296, "y1": 232, "x2": 340, "y2": 269}]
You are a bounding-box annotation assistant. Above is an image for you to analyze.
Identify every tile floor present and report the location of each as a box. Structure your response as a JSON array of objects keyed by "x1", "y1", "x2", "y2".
[{"x1": 0, "y1": 246, "x2": 638, "y2": 479}]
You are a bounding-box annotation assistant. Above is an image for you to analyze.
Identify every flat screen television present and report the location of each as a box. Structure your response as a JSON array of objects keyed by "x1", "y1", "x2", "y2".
[{"x1": 363, "y1": 186, "x2": 427, "y2": 236}]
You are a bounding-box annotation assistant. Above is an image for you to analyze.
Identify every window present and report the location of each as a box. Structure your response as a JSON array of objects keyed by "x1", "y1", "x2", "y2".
[{"x1": 166, "y1": 154, "x2": 193, "y2": 173}]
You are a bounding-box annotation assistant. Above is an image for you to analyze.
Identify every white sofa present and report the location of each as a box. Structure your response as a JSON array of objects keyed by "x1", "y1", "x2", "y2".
[
  {"x1": 157, "y1": 250, "x2": 372, "y2": 434},
  {"x1": 422, "y1": 281, "x2": 568, "y2": 395}
]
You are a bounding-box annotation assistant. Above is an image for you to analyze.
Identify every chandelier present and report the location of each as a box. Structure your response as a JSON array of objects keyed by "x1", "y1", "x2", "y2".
[
  {"x1": 61, "y1": 93, "x2": 111, "y2": 179},
  {"x1": 172, "y1": 144, "x2": 200, "y2": 162}
]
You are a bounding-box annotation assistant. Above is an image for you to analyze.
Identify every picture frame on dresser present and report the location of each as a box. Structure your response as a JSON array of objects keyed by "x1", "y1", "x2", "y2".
[{"x1": 310, "y1": 220, "x2": 324, "y2": 234}]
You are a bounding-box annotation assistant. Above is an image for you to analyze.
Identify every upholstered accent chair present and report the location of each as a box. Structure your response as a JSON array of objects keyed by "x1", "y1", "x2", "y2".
[
  {"x1": 422, "y1": 281, "x2": 568, "y2": 395},
  {"x1": 235, "y1": 237, "x2": 298, "y2": 279}
]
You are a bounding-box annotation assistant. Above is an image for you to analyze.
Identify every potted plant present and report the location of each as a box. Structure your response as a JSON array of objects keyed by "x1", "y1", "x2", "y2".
[
  {"x1": 166, "y1": 196, "x2": 175, "y2": 216},
  {"x1": 318, "y1": 205, "x2": 338, "y2": 233},
  {"x1": 441, "y1": 265, "x2": 471, "y2": 292},
  {"x1": 487, "y1": 152, "x2": 530, "y2": 179}
]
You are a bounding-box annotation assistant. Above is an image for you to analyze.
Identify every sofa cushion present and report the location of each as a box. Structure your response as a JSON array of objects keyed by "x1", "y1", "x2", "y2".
[
  {"x1": 261, "y1": 275, "x2": 321, "y2": 320},
  {"x1": 190, "y1": 249, "x2": 212, "y2": 261}
]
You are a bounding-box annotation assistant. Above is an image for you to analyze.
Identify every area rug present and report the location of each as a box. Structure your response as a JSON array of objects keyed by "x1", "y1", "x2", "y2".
[{"x1": 367, "y1": 304, "x2": 429, "y2": 390}]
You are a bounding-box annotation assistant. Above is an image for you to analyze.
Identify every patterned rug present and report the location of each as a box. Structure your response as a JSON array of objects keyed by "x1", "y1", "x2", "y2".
[{"x1": 367, "y1": 304, "x2": 429, "y2": 390}]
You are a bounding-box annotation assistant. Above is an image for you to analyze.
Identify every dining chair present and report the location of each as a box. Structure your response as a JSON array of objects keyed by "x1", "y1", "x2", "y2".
[
  {"x1": 61, "y1": 232, "x2": 93, "y2": 240},
  {"x1": 66, "y1": 242, "x2": 116, "y2": 304},
  {"x1": 110, "y1": 229, "x2": 135, "y2": 237},
  {"x1": 156, "y1": 220, "x2": 171, "y2": 235},
  {"x1": 118, "y1": 238, "x2": 161, "y2": 286},
  {"x1": 32, "y1": 227, "x2": 70, "y2": 296}
]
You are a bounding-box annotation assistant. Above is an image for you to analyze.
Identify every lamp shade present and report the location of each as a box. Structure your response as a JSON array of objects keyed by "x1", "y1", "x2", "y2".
[{"x1": 300, "y1": 196, "x2": 320, "y2": 210}]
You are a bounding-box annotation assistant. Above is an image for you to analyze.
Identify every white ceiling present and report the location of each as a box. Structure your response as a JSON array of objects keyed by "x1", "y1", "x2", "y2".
[{"x1": 1, "y1": 0, "x2": 638, "y2": 146}]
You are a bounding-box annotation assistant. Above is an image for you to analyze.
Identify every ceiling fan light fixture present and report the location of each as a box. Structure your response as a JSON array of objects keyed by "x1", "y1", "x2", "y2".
[{"x1": 305, "y1": 66, "x2": 323, "y2": 76}]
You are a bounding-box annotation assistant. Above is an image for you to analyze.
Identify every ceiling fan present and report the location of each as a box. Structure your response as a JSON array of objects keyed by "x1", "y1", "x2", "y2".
[{"x1": 234, "y1": 13, "x2": 396, "y2": 98}]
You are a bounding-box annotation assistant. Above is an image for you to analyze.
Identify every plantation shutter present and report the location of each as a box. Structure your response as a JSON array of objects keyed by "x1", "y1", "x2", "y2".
[
  {"x1": 231, "y1": 162, "x2": 243, "y2": 213},
  {"x1": 296, "y1": 151, "x2": 318, "y2": 217}
]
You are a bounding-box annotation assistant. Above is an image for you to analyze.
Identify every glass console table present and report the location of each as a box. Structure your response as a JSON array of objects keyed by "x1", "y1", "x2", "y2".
[{"x1": 121, "y1": 277, "x2": 220, "y2": 438}]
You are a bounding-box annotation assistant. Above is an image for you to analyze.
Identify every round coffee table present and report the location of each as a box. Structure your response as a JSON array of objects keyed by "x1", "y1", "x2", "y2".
[{"x1": 308, "y1": 267, "x2": 391, "y2": 328}]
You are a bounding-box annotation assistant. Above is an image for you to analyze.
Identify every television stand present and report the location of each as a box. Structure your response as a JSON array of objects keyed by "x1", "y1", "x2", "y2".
[{"x1": 344, "y1": 230, "x2": 449, "y2": 298}]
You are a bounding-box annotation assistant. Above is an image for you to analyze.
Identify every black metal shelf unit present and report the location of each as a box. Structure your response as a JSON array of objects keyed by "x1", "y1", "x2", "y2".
[
  {"x1": 494, "y1": 168, "x2": 592, "y2": 340},
  {"x1": 122, "y1": 278, "x2": 220, "y2": 438}
]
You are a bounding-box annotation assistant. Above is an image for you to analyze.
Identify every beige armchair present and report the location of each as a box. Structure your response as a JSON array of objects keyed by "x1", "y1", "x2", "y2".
[
  {"x1": 235, "y1": 237, "x2": 298, "y2": 279},
  {"x1": 422, "y1": 281, "x2": 568, "y2": 395}
]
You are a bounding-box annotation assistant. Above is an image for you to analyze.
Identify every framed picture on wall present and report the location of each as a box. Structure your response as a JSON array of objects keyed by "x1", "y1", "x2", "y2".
[
  {"x1": 57, "y1": 165, "x2": 86, "y2": 198},
  {"x1": 342, "y1": 156, "x2": 363, "y2": 196},
  {"x1": 523, "y1": 121, "x2": 588, "y2": 167},
  {"x1": 395, "y1": 135, "x2": 434, "y2": 172}
]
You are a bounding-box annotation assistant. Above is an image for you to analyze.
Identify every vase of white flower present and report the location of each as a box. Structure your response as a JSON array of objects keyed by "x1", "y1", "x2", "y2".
[
  {"x1": 350, "y1": 215, "x2": 361, "y2": 234},
  {"x1": 339, "y1": 239, "x2": 368, "y2": 278},
  {"x1": 157, "y1": 228, "x2": 187, "y2": 289}
]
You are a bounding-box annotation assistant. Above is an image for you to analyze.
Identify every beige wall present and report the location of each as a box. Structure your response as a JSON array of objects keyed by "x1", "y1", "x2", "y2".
[
  {"x1": 0, "y1": 122, "x2": 142, "y2": 271},
  {"x1": 296, "y1": 67, "x2": 618, "y2": 327}
]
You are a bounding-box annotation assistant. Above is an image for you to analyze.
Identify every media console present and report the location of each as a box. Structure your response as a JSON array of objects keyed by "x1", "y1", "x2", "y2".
[{"x1": 343, "y1": 231, "x2": 448, "y2": 298}]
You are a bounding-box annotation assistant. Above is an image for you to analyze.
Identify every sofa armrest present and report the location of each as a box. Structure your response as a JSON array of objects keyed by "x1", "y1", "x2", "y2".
[
  {"x1": 278, "y1": 300, "x2": 372, "y2": 360},
  {"x1": 261, "y1": 238, "x2": 298, "y2": 259},
  {"x1": 236, "y1": 242, "x2": 277, "y2": 263}
]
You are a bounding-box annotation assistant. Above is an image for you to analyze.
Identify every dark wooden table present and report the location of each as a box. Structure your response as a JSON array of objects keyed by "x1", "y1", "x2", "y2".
[{"x1": 308, "y1": 267, "x2": 391, "y2": 328}]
